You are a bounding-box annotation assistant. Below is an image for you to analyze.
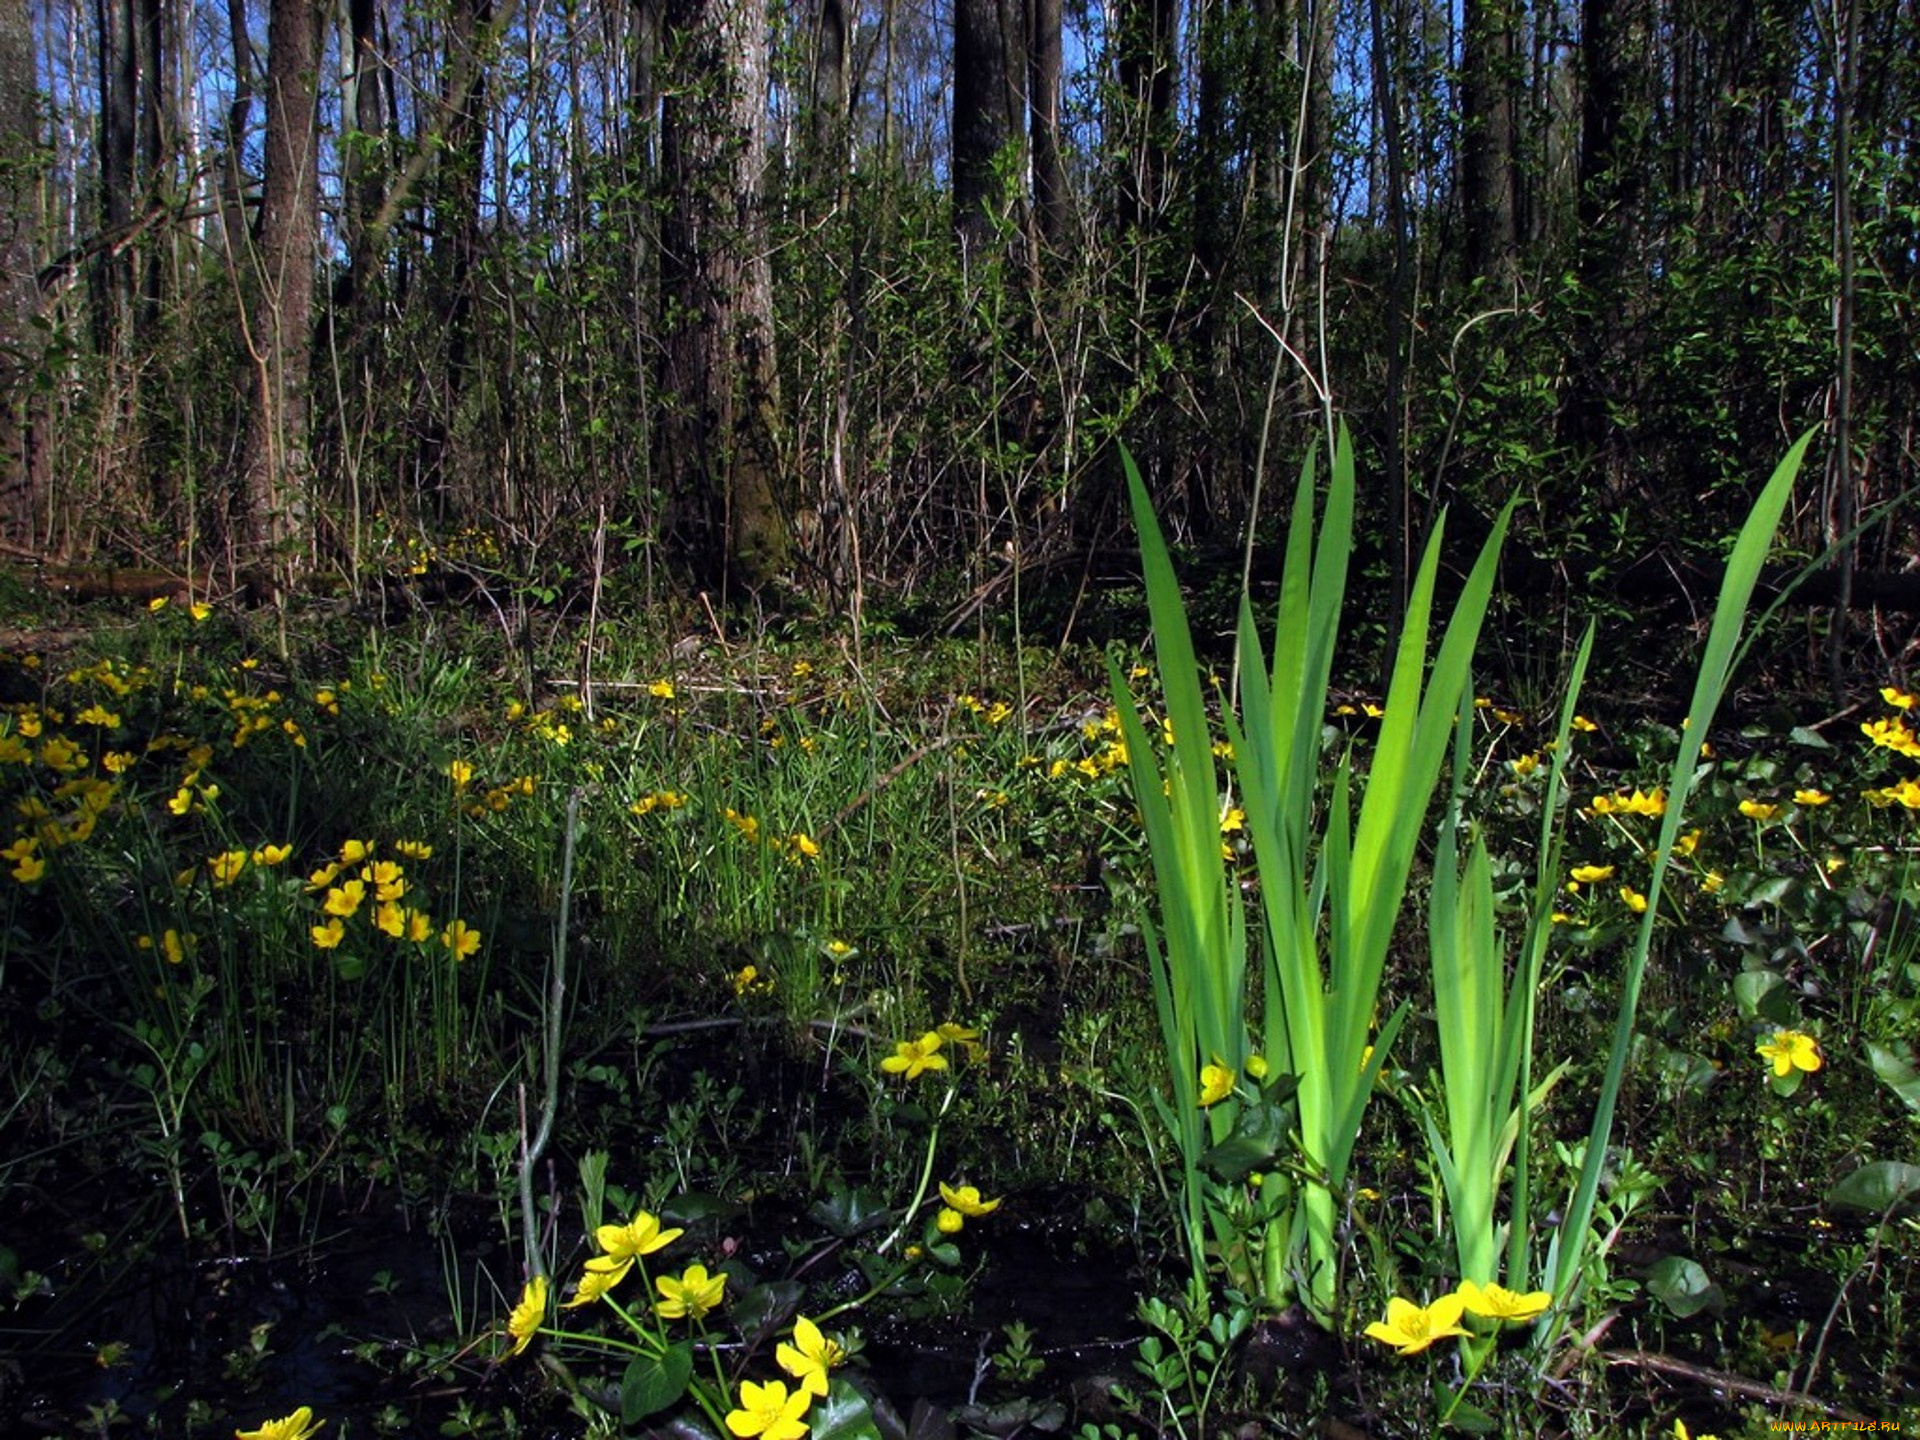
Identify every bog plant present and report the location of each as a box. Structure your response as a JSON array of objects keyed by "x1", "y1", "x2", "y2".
[
  {"x1": 1109, "y1": 426, "x2": 1509, "y2": 1323},
  {"x1": 1113, "y1": 425, "x2": 1817, "y2": 1382}
]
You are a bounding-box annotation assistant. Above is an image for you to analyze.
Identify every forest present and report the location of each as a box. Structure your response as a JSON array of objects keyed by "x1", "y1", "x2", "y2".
[
  {"x1": 0, "y1": 0, "x2": 1912, "y2": 620},
  {"x1": 3, "y1": 0, "x2": 1920, "y2": 1436}
]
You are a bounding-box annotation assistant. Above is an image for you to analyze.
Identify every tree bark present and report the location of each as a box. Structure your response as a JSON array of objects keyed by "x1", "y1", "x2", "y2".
[
  {"x1": 952, "y1": 0, "x2": 1016, "y2": 262},
  {"x1": 1027, "y1": 0, "x2": 1068, "y2": 252},
  {"x1": 1460, "y1": 0, "x2": 1518, "y2": 285},
  {"x1": 0, "y1": 0, "x2": 42, "y2": 547},
  {"x1": 237, "y1": 0, "x2": 322, "y2": 571},
  {"x1": 659, "y1": 0, "x2": 789, "y2": 588}
]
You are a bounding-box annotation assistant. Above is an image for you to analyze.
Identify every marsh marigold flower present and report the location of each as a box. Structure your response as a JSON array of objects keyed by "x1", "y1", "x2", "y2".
[
  {"x1": 1456, "y1": 1280, "x2": 1551, "y2": 1323},
  {"x1": 1739, "y1": 798, "x2": 1780, "y2": 822},
  {"x1": 726, "y1": 1378, "x2": 811, "y2": 1440},
  {"x1": 563, "y1": 1266, "x2": 622, "y2": 1308},
  {"x1": 1793, "y1": 788, "x2": 1830, "y2": 807},
  {"x1": 1620, "y1": 886, "x2": 1649, "y2": 914},
  {"x1": 587, "y1": 1210, "x2": 685, "y2": 1286},
  {"x1": 1569, "y1": 864, "x2": 1614, "y2": 885},
  {"x1": 777, "y1": 1315, "x2": 847, "y2": 1397},
  {"x1": 655, "y1": 1263, "x2": 727, "y2": 1321},
  {"x1": 1757, "y1": 1029, "x2": 1821, "y2": 1078},
  {"x1": 506, "y1": 1275, "x2": 547, "y2": 1356},
  {"x1": 1364, "y1": 1294, "x2": 1470, "y2": 1356},
  {"x1": 234, "y1": 1407, "x2": 325, "y2": 1440},
  {"x1": 1198, "y1": 1059, "x2": 1235, "y2": 1107},
  {"x1": 441, "y1": 918, "x2": 482, "y2": 960},
  {"x1": 881, "y1": 1033, "x2": 948, "y2": 1080},
  {"x1": 938, "y1": 1183, "x2": 1001, "y2": 1218}
]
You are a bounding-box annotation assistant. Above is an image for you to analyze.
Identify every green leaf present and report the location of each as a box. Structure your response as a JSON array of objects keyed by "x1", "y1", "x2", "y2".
[
  {"x1": 1828, "y1": 1161, "x2": 1920, "y2": 1214},
  {"x1": 331, "y1": 952, "x2": 367, "y2": 981},
  {"x1": 1732, "y1": 969, "x2": 1795, "y2": 1023},
  {"x1": 809, "y1": 1380, "x2": 885, "y2": 1440},
  {"x1": 1645, "y1": 1256, "x2": 1723, "y2": 1319},
  {"x1": 809, "y1": 1183, "x2": 890, "y2": 1238},
  {"x1": 621, "y1": 1342, "x2": 692, "y2": 1426},
  {"x1": 1439, "y1": 1390, "x2": 1500, "y2": 1433},
  {"x1": 1867, "y1": 1043, "x2": 1920, "y2": 1115},
  {"x1": 1201, "y1": 1091, "x2": 1295, "y2": 1182}
]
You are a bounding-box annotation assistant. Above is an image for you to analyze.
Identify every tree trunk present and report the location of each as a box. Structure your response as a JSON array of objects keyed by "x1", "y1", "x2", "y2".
[
  {"x1": 1027, "y1": 0, "x2": 1068, "y2": 252},
  {"x1": 952, "y1": 0, "x2": 1017, "y2": 262},
  {"x1": 237, "y1": 0, "x2": 322, "y2": 572},
  {"x1": 1460, "y1": 0, "x2": 1518, "y2": 285},
  {"x1": 92, "y1": 0, "x2": 135, "y2": 356},
  {"x1": 659, "y1": 0, "x2": 789, "y2": 589},
  {"x1": 1558, "y1": 0, "x2": 1648, "y2": 474},
  {"x1": 0, "y1": 0, "x2": 42, "y2": 547}
]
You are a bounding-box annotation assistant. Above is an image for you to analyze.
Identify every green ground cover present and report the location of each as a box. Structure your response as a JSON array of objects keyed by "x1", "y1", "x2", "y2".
[{"x1": 1, "y1": 504, "x2": 1917, "y2": 1437}]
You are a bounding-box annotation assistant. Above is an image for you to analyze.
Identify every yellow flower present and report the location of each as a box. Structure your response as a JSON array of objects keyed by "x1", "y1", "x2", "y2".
[
  {"x1": 1881, "y1": 686, "x2": 1916, "y2": 710},
  {"x1": 1793, "y1": 788, "x2": 1830, "y2": 807},
  {"x1": 323, "y1": 879, "x2": 366, "y2": 917},
  {"x1": 148, "y1": 596, "x2": 168, "y2": 613},
  {"x1": 395, "y1": 839, "x2": 434, "y2": 860},
  {"x1": 777, "y1": 1315, "x2": 847, "y2": 1398},
  {"x1": 234, "y1": 1407, "x2": 325, "y2": 1440},
  {"x1": 649, "y1": 678, "x2": 676, "y2": 699},
  {"x1": 12, "y1": 852, "x2": 45, "y2": 883},
  {"x1": 936, "y1": 1207, "x2": 964, "y2": 1234},
  {"x1": 1738, "y1": 798, "x2": 1780, "y2": 821},
  {"x1": 1756, "y1": 1029, "x2": 1821, "y2": 1078},
  {"x1": 339, "y1": 838, "x2": 374, "y2": 864},
  {"x1": 405, "y1": 908, "x2": 434, "y2": 943},
  {"x1": 655, "y1": 1263, "x2": 727, "y2": 1321},
  {"x1": 161, "y1": 929, "x2": 188, "y2": 965},
  {"x1": 1619, "y1": 886, "x2": 1648, "y2": 914},
  {"x1": 881, "y1": 1033, "x2": 948, "y2": 1080},
  {"x1": 587, "y1": 1210, "x2": 685, "y2": 1285},
  {"x1": 252, "y1": 843, "x2": 291, "y2": 867},
  {"x1": 190, "y1": 602, "x2": 211, "y2": 622},
  {"x1": 937, "y1": 1182, "x2": 1002, "y2": 1218},
  {"x1": 441, "y1": 918, "x2": 482, "y2": 960},
  {"x1": 726, "y1": 1378, "x2": 811, "y2": 1440},
  {"x1": 1569, "y1": 864, "x2": 1614, "y2": 885},
  {"x1": 374, "y1": 901, "x2": 406, "y2": 938},
  {"x1": 788, "y1": 832, "x2": 821, "y2": 859},
  {"x1": 310, "y1": 917, "x2": 345, "y2": 949},
  {"x1": 562, "y1": 1266, "x2": 622, "y2": 1308},
  {"x1": 1198, "y1": 1059, "x2": 1235, "y2": 1107},
  {"x1": 1456, "y1": 1280, "x2": 1552, "y2": 1323},
  {"x1": 1363, "y1": 1293, "x2": 1470, "y2": 1356},
  {"x1": 505, "y1": 1275, "x2": 547, "y2": 1357},
  {"x1": 209, "y1": 850, "x2": 249, "y2": 887},
  {"x1": 1672, "y1": 1421, "x2": 1722, "y2": 1440}
]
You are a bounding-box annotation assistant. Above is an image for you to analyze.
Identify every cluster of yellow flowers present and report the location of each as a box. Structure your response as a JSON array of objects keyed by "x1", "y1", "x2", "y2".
[
  {"x1": 448, "y1": 757, "x2": 539, "y2": 816},
  {"x1": 1364, "y1": 1279, "x2": 1552, "y2": 1356},
  {"x1": 502, "y1": 1206, "x2": 851, "y2": 1440},
  {"x1": 958, "y1": 693, "x2": 1014, "y2": 726},
  {"x1": 302, "y1": 838, "x2": 481, "y2": 959}
]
